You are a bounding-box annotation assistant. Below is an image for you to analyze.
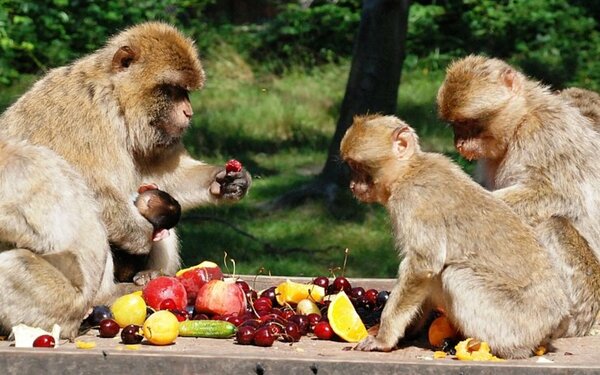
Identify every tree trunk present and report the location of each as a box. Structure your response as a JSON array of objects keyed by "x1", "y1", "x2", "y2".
[{"x1": 319, "y1": 0, "x2": 411, "y2": 186}]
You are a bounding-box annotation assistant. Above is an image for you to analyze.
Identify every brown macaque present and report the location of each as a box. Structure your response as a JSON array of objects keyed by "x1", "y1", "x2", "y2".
[
  {"x1": 0, "y1": 22, "x2": 251, "y2": 286},
  {"x1": 558, "y1": 87, "x2": 600, "y2": 131},
  {"x1": 437, "y1": 56, "x2": 600, "y2": 260},
  {"x1": 0, "y1": 136, "x2": 115, "y2": 339},
  {"x1": 342, "y1": 115, "x2": 572, "y2": 359}
]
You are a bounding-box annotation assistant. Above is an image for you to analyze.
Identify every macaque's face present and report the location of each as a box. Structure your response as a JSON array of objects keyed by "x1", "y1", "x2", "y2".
[
  {"x1": 438, "y1": 83, "x2": 514, "y2": 161},
  {"x1": 150, "y1": 85, "x2": 193, "y2": 145},
  {"x1": 345, "y1": 159, "x2": 387, "y2": 204}
]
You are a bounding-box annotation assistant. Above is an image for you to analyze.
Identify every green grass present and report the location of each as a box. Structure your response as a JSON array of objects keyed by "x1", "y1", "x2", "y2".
[{"x1": 0, "y1": 47, "x2": 475, "y2": 279}]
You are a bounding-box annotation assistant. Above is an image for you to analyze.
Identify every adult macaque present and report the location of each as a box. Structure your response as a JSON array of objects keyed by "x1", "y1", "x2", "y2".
[
  {"x1": 0, "y1": 22, "x2": 251, "y2": 285},
  {"x1": 342, "y1": 115, "x2": 572, "y2": 358},
  {"x1": 437, "y1": 56, "x2": 600, "y2": 263},
  {"x1": 558, "y1": 87, "x2": 600, "y2": 130},
  {"x1": 0, "y1": 137, "x2": 115, "y2": 339}
]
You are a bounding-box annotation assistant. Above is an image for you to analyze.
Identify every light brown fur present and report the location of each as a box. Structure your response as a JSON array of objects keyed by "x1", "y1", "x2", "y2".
[
  {"x1": 0, "y1": 137, "x2": 115, "y2": 339},
  {"x1": 0, "y1": 22, "x2": 251, "y2": 285},
  {"x1": 343, "y1": 115, "x2": 570, "y2": 359},
  {"x1": 437, "y1": 55, "x2": 600, "y2": 336},
  {"x1": 558, "y1": 87, "x2": 600, "y2": 131}
]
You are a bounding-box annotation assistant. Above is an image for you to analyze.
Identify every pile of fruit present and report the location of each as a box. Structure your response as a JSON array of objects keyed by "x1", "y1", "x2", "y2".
[{"x1": 73, "y1": 261, "x2": 391, "y2": 348}]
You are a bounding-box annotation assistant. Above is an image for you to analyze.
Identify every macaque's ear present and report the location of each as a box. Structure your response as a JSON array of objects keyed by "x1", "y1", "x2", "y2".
[
  {"x1": 391, "y1": 126, "x2": 416, "y2": 160},
  {"x1": 112, "y1": 46, "x2": 139, "y2": 72},
  {"x1": 500, "y1": 67, "x2": 522, "y2": 93},
  {"x1": 152, "y1": 228, "x2": 170, "y2": 242}
]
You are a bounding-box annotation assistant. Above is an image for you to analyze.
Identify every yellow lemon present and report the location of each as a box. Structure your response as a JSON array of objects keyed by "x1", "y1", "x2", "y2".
[
  {"x1": 111, "y1": 292, "x2": 147, "y2": 328},
  {"x1": 274, "y1": 279, "x2": 325, "y2": 305},
  {"x1": 327, "y1": 291, "x2": 368, "y2": 343},
  {"x1": 142, "y1": 310, "x2": 179, "y2": 346}
]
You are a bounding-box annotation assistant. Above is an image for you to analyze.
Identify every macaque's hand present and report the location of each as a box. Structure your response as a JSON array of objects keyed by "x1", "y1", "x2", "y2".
[
  {"x1": 132, "y1": 269, "x2": 164, "y2": 286},
  {"x1": 354, "y1": 335, "x2": 395, "y2": 352},
  {"x1": 209, "y1": 168, "x2": 252, "y2": 200}
]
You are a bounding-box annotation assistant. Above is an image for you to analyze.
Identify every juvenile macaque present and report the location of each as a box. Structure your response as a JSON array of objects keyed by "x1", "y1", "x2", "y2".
[
  {"x1": 0, "y1": 137, "x2": 115, "y2": 339},
  {"x1": 134, "y1": 184, "x2": 182, "y2": 236},
  {"x1": 113, "y1": 184, "x2": 182, "y2": 282},
  {"x1": 437, "y1": 56, "x2": 600, "y2": 264},
  {"x1": 0, "y1": 22, "x2": 251, "y2": 285},
  {"x1": 342, "y1": 115, "x2": 572, "y2": 359}
]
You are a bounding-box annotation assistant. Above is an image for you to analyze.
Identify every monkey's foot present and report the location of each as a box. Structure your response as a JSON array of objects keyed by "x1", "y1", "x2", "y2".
[
  {"x1": 354, "y1": 335, "x2": 394, "y2": 352},
  {"x1": 132, "y1": 269, "x2": 164, "y2": 286}
]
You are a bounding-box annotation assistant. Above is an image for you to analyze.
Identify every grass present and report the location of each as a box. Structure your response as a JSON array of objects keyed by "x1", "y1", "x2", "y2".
[{"x1": 0, "y1": 46, "x2": 475, "y2": 279}]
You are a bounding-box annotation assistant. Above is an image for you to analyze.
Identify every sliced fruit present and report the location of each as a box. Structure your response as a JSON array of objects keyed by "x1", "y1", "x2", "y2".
[
  {"x1": 428, "y1": 315, "x2": 458, "y2": 347},
  {"x1": 274, "y1": 279, "x2": 325, "y2": 305},
  {"x1": 142, "y1": 310, "x2": 179, "y2": 345},
  {"x1": 455, "y1": 338, "x2": 503, "y2": 361},
  {"x1": 327, "y1": 291, "x2": 368, "y2": 343},
  {"x1": 175, "y1": 261, "x2": 221, "y2": 277}
]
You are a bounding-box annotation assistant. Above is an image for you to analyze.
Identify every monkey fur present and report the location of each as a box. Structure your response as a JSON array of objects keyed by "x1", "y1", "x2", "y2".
[
  {"x1": 342, "y1": 114, "x2": 582, "y2": 359},
  {"x1": 0, "y1": 136, "x2": 115, "y2": 339},
  {"x1": 0, "y1": 22, "x2": 251, "y2": 285}
]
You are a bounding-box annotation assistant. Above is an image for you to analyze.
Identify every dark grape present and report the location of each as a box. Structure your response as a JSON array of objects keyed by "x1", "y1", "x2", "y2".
[
  {"x1": 33, "y1": 335, "x2": 55, "y2": 348},
  {"x1": 312, "y1": 276, "x2": 329, "y2": 289},
  {"x1": 313, "y1": 321, "x2": 334, "y2": 340},
  {"x1": 98, "y1": 319, "x2": 120, "y2": 338},
  {"x1": 86, "y1": 305, "x2": 113, "y2": 326},
  {"x1": 236, "y1": 326, "x2": 256, "y2": 345},
  {"x1": 376, "y1": 290, "x2": 390, "y2": 307},
  {"x1": 185, "y1": 305, "x2": 195, "y2": 316},
  {"x1": 253, "y1": 327, "x2": 276, "y2": 347},
  {"x1": 121, "y1": 324, "x2": 143, "y2": 344}
]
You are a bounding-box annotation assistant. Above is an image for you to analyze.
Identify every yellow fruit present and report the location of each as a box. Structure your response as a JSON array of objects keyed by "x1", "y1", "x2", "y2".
[
  {"x1": 175, "y1": 260, "x2": 219, "y2": 277},
  {"x1": 274, "y1": 280, "x2": 325, "y2": 305},
  {"x1": 455, "y1": 338, "x2": 503, "y2": 361},
  {"x1": 327, "y1": 291, "x2": 368, "y2": 343},
  {"x1": 111, "y1": 292, "x2": 147, "y2": 328},
  {"x1": 142, "y1": 310, "x2": 179, "y2": 346},
  {"x1": 75, "y1": 341, "x2": 96, "y2": 349}
]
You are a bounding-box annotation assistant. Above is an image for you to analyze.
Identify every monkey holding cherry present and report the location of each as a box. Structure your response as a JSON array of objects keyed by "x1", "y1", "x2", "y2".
[{"x1": 0, "y1": 22, "x2": 251, "y2": 287}]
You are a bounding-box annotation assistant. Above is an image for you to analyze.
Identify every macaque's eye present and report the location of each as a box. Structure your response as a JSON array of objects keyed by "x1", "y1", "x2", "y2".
[{"x1": 161, "y1": 85, "x2": 189, "y2": 102}]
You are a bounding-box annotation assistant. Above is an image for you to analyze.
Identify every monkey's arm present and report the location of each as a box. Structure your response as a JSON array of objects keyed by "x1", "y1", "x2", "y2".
[
  {"x1": 146, "y1": 147, "x2": 251, "y2": 211},
  {"x1": 493, "y1": 183, "x2": 559, "y2": 226},
  {"x1": 355, "y1": 254, "x2": 437, "y2": 351}
]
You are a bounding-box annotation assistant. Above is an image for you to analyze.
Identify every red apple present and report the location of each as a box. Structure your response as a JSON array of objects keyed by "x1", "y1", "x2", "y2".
[
  {"x1": 195, "y1": 278, "x2": 246, "y2": 316},
  {"x1": 142, "y1": 276, "x2": 188, "y2": 310},
  {"x1": 176, "y1": 261, "x2": 224, "y2": 305}
]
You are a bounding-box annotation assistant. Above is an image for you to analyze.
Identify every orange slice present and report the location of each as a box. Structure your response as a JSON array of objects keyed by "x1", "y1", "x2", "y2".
[
  {"x1": 327, "y1": 291, "x2": 368, "y2": 342},
  {"x1": 274, "y1": 280, "x2": 325, "y2": 305}
]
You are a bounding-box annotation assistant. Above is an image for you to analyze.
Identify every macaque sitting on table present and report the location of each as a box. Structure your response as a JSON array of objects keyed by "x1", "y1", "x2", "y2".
[{"x1": 341, "y1": 114, "x2": 570, "y2": 359}]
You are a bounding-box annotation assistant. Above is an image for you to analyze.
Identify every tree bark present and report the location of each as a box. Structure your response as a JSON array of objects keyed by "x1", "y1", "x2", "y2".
[{"x1": 319, "y1": 0, "x2": 411, "y2": 186}]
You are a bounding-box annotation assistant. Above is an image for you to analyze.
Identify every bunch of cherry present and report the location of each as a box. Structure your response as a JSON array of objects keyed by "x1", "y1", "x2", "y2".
[{"x1": 227, "y1": 276, "x2": 388, "y2": 347}]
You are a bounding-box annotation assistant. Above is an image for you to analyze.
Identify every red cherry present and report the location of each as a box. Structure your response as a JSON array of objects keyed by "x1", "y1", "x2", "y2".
[
  {"x1": 282, "y1": 322, "x2": 301, "y2": 342},
  {"x1": 159, "y1": 298, "x2": 177, "y2": 310},
  {"x1": 99, "y1": 319, "x2": 120, "y2": 338},
  {"x1": 332, "y1": 276, "x2": 352, "y2": 294},
  {"x1": 225, "y1": 159, "x2": 243, "y2": 173},
  {"x1": 33, "y1": 334, "x2": 55, "y2": 348},
  {"x1": 313, "y1": 321, "x2": 334, "y2": 340},
  {"x1": 365, "y1": 289, "x2": 379, "y2": 305},
  {"x1": 312, "y1": 276, "x2": 329, "y2": 289},
  {"x1": 236, "y1": 326, "x2": 256, "y2": 345},
  {"x1": 253, "y1": 327, "x2": 276, "y2": 347}
]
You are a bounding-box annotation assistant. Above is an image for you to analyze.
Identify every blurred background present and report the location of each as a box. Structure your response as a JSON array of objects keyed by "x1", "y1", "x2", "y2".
[{"x1": 1, "y1": 0, "x2": 598, "y2": 278}]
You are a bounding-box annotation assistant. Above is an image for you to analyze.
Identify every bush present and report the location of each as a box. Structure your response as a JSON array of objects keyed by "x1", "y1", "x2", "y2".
[{"x1": 0, "y1": 0, "x2": 214, "y2": 85}]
